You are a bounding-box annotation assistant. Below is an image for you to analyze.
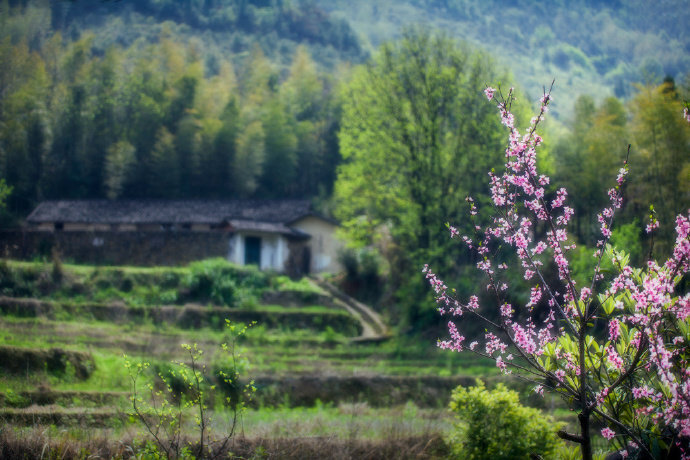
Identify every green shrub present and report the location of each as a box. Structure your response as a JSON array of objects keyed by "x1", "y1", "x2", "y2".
[
  {"x1": 2, "y1": 389, "x2": 30, "y2": 408},
  {"x1": 184, "y1": 258, "x2": 269, "y2": 307},
  {"x1": 447, "y1": 380, "x2": 564, "y2": 460}
]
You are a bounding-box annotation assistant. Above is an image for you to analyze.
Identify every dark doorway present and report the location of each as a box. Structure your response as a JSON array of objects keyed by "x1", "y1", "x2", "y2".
[
  {"x1": 244, "y1": 236, "x2": 261, "y2": 267},
  {"x1": 301, "y1": 246, "x2": 311, "y2": 275}
]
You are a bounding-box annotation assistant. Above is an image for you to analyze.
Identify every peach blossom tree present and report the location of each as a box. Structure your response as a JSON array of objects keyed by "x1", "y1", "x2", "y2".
[{"x1": 426, "y1": 86, "x2": 690, "y2": 460}]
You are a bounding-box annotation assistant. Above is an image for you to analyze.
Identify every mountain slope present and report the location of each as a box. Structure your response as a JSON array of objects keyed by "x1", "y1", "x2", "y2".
[{"x1": 316, "y1": 0, "x2": 690, "y2": 116}]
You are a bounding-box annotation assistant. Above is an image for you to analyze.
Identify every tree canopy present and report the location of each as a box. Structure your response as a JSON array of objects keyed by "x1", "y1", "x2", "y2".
[{"x1": 335, "y1": 29, "x2": 519, "y2": 327}]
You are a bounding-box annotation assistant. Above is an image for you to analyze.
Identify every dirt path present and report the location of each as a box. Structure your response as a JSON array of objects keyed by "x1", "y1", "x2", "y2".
[{"x1": 310, "y1": 279, "x2": 391, "y2": 343}]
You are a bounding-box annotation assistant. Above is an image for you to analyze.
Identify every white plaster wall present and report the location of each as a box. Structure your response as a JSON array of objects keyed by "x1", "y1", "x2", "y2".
[
  {"x1": 228, "y1": 233, "x2": 289, "y2": 272},
  {"x1": 228, "y1": 234, "x2": 243, "y2": 265},
  {"x1": 260, "y1": 234, "x2": 281, "y2": 271}
]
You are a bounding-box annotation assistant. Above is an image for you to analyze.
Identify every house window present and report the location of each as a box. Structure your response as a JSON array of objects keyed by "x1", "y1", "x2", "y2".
[
  {"x1": 54, "y1": 222, "x2": 64, "y2": 231},
  {"x1": 244, "y1": 236, "x2": 261, "y2": 267}
]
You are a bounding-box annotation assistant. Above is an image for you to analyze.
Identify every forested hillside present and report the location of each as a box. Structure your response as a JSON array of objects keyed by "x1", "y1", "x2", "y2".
[
  {"x1": 9, "y1": 0, "x2": 365, "y2": 67},
  {"x1": 1, "y1": 0, "x2": 357, "y2": 221},
  {"x1": 317, "y1": 0, "x2": 690, "y2": 116},
  {"x1": 2, "y1": 0, "x2": 688, "y2": 220}
]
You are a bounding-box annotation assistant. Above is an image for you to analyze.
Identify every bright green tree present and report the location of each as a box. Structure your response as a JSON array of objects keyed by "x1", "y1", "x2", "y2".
[{"x1": 335, "y1": 29, "x2": 514, "y2": 327}]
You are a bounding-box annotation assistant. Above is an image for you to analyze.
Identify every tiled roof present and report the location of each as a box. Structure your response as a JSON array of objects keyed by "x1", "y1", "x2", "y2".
[
  {"x1": 27, "y1": 200, "x2": 315, "y2": 226},
  {"x1": 227, "y1": 219, "x2": 310, "y2": 238}
]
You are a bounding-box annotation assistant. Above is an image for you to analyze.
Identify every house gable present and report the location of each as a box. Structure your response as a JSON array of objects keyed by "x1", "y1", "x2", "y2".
[{"x1": 289, "y1": 215, "x2": 343, "y2": 273}]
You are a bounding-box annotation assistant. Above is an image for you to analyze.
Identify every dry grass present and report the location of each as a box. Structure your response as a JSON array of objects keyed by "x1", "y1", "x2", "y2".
[
  {"x1": 0, "y1": 426, "x2": 449, "y2": 459},
  {"x1": 226, "y1": 435, "x2": 450, "y2": 459},
  {"x1": 0, "y1": 426, "x2": 132, "y2": 459}
]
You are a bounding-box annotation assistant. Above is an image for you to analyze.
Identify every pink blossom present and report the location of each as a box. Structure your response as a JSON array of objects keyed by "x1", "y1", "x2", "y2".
[
  {"x1": 551, "y1": 188, "x2": 567, "y2": 209},
  {"x1": 616, "y1": 167, "x2": 628, "y2": 186},
  {"x1": 484, "y1": 86, "x2": 495, "y2": 101},
  {"x1": 632, "y1": 387, "x2": 652, "y2": 399},
  {"x1": 609, "y1": 319, "x2": 620, "y2": 341},
  {"x1": 601, "y1": 427, "x2": 616, "y2": 441},
  {"x1": 495, "y1": 356, "x2": 509, "y2": 373},
  {"x1": 646, "y1": 219, "x2": 659, "y2": 233},
  {"x1": 580, "y1": 287, "x2": 591, "y2": 302},
  {"x1": 467, "y1": 295, "x2": 480, "y2": 310},
  {"x1": 526, "y1": 286, "x2": 542, "y2": 309},
  {"x1": 606, "y1": 345, "x2": 624, "y2": 370},
  {"x1": 438, "y1": 321, "x2": 464, "y2": 352},
  {"x1": 485, "y1": 332, "x2": 507, "y2": 355}
]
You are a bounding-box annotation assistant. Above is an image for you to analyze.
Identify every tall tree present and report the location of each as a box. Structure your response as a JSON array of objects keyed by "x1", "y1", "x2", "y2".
[
  {"x1": 149, "y1": 127, "x2": 178, "y2": 198},
  {"x1": 628, "y1": 80, "x2": 690, "y2": 255},
  {"x1": 335, "y1": 29, "x2": 513, "y2": 327},
  {"x1": 257, "y1": 99, "x2": 298, "y2": 197},
  {"x1": 553, "y1": 96, "x2": 629, "y2": 245},
  {"x1": 280, "y1": 46, "x2": 336, "y2": 198},
  {"x1": 104, "y1": 140, "x2": 135, "y2": 200}
]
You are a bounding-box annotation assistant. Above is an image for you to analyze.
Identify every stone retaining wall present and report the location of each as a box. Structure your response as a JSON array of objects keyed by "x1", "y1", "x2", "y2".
[{"x1": 1, "y1": 229, "x2": 230, "y2": 266}]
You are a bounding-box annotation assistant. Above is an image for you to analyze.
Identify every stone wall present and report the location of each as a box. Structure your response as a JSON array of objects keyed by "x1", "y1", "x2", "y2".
[{"x1": 0, "y1": 230, "x2": 231, "y2": 266}]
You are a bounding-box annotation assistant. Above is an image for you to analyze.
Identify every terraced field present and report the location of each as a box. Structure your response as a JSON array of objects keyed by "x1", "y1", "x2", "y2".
[{"x1": 0, "y1": 259, "x2": 505, "y2": 458}]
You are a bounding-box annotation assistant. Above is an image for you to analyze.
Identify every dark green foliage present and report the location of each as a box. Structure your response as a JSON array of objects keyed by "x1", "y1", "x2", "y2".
[
  {"x1": 0, "y1": 345, "x2": 95, "y2": 380},
  {"x1": 44, "y1": 0, "x2": 364, "y2": 61},
  {"x1": 553, "y1": 82, "x2": 689, "y2": 257},
  {"x1": 447, "y1": 380, "x2": 564, "y2": 460},
  {"x1": 185, "y1": 259, "x2": 241, "y2": 306},
  {"x1": 338, "y1": 248, "x2": 384, "y2": 305}
]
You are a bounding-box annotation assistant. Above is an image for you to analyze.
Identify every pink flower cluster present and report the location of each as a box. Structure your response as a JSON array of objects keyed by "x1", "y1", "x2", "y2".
[
  {"x1": 601, "y1": 427, "x2": 616, "y2": 441},
  {"x1": 425, "y1": 86, "x2": 690, "y2": 455}
]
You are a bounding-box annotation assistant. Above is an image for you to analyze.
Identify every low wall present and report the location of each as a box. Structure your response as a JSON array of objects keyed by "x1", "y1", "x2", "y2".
[{"x1": 0, "y1": 229, "x2": 230, "y2": 266}]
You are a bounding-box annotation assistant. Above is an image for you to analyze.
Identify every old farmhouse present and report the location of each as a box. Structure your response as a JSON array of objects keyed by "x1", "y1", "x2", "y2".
[{"x1": 20, "y1": 200, "x2": 342, "y2": 274}]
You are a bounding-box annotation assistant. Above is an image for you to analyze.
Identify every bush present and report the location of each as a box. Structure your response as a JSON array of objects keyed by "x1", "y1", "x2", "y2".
[
  {"x1": 447, "y1": 380, "x2": 564, "y2": 460},
  {"x1": 184, "y1": 258, "x2": 269, "y2": 306}
]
